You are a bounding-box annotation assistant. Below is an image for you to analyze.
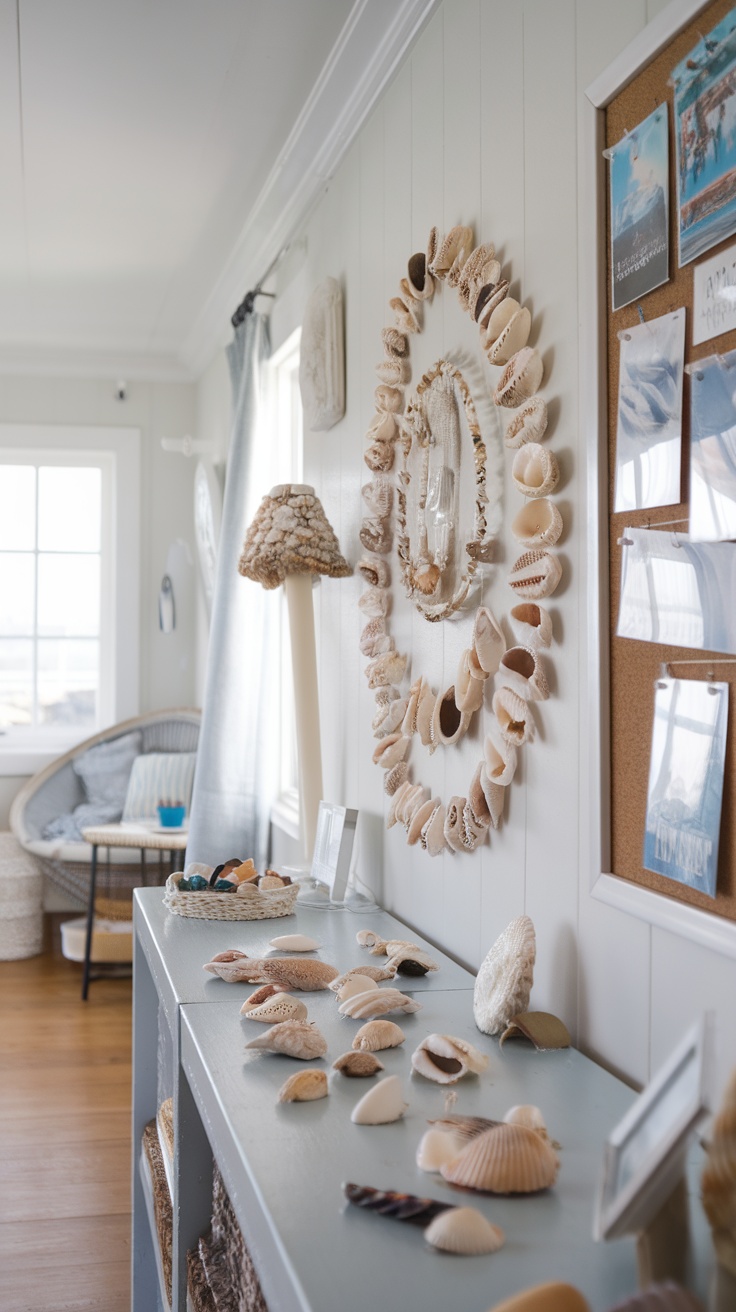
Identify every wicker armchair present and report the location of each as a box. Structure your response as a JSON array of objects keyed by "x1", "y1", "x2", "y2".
[{"x1": 9, "y1": 708, "x2": 200, "y2": 908}]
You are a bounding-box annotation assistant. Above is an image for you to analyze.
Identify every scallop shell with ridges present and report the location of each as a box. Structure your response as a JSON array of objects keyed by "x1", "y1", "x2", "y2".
[
  {"x1": 494, "y1": 347, "x2": 544, "y2": 409},
  {"x1": 332, "y1": 1051, "x2": 384, "y2": 1077},
  {"x1": 508, "y1": 549, "x2": 562, "y2": 600},
  {"x1": 351, "y1": 1074, "x2": 408, "y2": 1124},
  {"x1": 504, "y1": 396, "x2": 549, "y2": 449},
  {"x1": 336, "y1": 973, "x2": 380, "y2": 1002},
  {"x1": 257, "y1": 958, "x2": 340, "y2": 992},
  {"x1": 244, "y1": 1020, "x2": 328, "y2": 1060},
  {"x1": 328, "y1": 965, "x2": 396, "y2": 993},
  {"x1": 240, "y1": 993, "x2": 308, "y2": 1024},
  {"x1": 339, "y1": 987, "x2": 422, "y2": 1020},
  {"x1": 277, "y1": 1069, "x2": 328, "y2": 1102},
  {"x1": 425, "y1": 1206, "x2": 506, "y2": 1255},
  {"x1": 512, "y1": 444, "x2": 559, "y2": 499},
  {"x1": 512, "y1": 498, "x2": 563, "y2": 548},
  {"x1": 441, "y1": 1122, "x2": 559, "y2": 1193},
  {"x1": 352, "y1": 1019, "x2": 405, "y2": 1051},
  {"x1": 702, "y1": 1066, "x2": 736, "y2": 1276},
  {"x1": 473, "y1": 915, "x2": 536, "y2": 1036},
  {"x1": 504, "y1": 1105, "x2": 549, "y2": 1139},
  {"x1": 606, "y1": 1284, "x2": 705, "y2": 1312},
  {"x1": 269, "y1": 934, "x2": 319, "y2": 952},
  {"x1": 411, "y1": 1033, "x2": 489, "y2": 1085},
  {"x1": 493, "y1": 686, "x2": 536, "y2": 746},
  {"x1": 429, "y1": 1114, "x2": 501, "y2": 1142},
  {"x1": 488, "y1": 306, "x2": 532, "y2": 367},
  {"x1": 416, "y1": 1127, "x2": 466, "y2": 1172}
]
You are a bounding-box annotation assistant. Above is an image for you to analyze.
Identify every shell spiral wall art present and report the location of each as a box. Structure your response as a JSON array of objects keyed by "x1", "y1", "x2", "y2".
[{"x1": 358, "y1": 225, "x2": 564, "y2": 856}]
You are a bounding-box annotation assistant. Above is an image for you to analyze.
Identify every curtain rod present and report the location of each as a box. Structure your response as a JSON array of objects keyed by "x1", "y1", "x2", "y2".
[{"x1": 231, "y1": 243, "x2": 290, "y2": 328}]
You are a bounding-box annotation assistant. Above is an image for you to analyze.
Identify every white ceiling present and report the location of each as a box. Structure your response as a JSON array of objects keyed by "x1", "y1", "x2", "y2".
[{"x1": 0, "y1": 0, "x2": 435, "y2": 380}]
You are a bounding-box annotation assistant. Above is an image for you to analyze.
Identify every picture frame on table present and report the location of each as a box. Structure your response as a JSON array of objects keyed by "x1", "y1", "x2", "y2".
[{"x1": 311, "y1": 801, "x2": 358, "y2": 903}]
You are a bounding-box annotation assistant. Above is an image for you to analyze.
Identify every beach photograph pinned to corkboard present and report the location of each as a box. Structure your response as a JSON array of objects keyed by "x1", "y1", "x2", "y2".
[
  {"x1": 613, "y1": 309, "x2": 685, "y2": 511},
  {"x1": 689, "y1": 345, "x2": 736, "y2": 538},
  {"x1": 673, "y1": 6, "x2": 736, "y2": 267},
  {"x1": 610, "y1": 106, "x2": 669, "y2": 311}
]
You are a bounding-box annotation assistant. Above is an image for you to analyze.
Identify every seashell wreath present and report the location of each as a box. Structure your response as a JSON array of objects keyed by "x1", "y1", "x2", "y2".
[{"x1": 359, "y1": 224, "x2": 564, "y2": 855}]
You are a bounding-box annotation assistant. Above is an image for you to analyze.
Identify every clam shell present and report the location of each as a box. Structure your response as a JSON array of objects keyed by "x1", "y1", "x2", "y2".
[
  {"x1": 511, "y1": 498, "x2": 563, "y2": 548},
  {"x1": 487, "y1": 1282, "x2": 592, "y2": 1312},
  {"x1": 329, "y1": 964, "x2": 396, "y2": 992},
  {"x1": 494, "y1": 347, "x2": 544, "y2": 408},
  {"x1": 356, "y1": 929, "x2": 384, "y2": 947},
  {"x1": 429, "y1": 1114, "x2": 501, "y2": 1142},
  {"x1": 240, "y1": 993, "x2": 309, "y2": 1024},
  {"x1": 351, "y1": 1075, "x2": 408, "y2": 1124},
  {"x1": 425, "y1": 1206, "x2": 505, "y2": 1255},
  {"x1": 488, "y1": 306, "x2": 531, "y2": 366},
  {"x1": 343, "y1": 1182, "x2": 448, "y2": 1223},
  {"x1": 277, "y1": 1069, "x2": 328, "y2": 1102},
  {"x1": 504, "y1": 396, "x2": 549, "y2": 449},
  {"x1": 508, "y1": 549, "x2": 562, "y2": 600},
  {"x1": 498, "y1": 646, "x2": 549, "y2": 702},
  {"x1": 268, "y1": 934, "x2": 319, "y2": 952},
  {"x1": 332, "y1": 1051, "x2": 384, "y2": 1077},
  {"x1": 336, "y1": 974, "x2": 380, "y2": 1002},
  {"x1": 431, "y1": 686, "x2": 471, "y2": 747},
  {"x1": 384, "y1": 761, "x2": 409, "y2": 796},
  {"x1": 381, "y1": 326, "x2": 409, "y2": 359},
  {"x1": 411, "y1": 1033, "x2": 489, "y2": 1085},
  {"x1": 406, "y1": 251, "x2": 435, "y2": 301},
  {"x1": 244, "y1": 1020, "x2": 328, "y2": 1060},
  {"x1": 512, "y1": 443, "x2": 559, "y2": 499},
  {"x1": 352, "y1": 1019, "x2": 405, "y2": 1052},
  {"x1": 483, "y1": 726, "x2": 518, "y2": 786},
  {"x1": 510, "y1": 602, "x2": 553, "y2": 650},
  {"x1": 257, "y1": 958, "x2": 340, "y2": 991},
  {"x1": 477, "y1": 279, "x2": 510, "y2": 328},
  {"x1": 416, "y1": 1128, "x2": 465, "y2": 1172},
  {"x1": 702, "y1": 1067, "x2": 736, "y2": 1275},
  {"x1": 339, "y1": 987, "x2": 422, "y2": 1020},
  {"x1": 473, "y1": 915, "x2": 536, "y2": 1036},
  {"x1": 441, "y1": 1122, "x2": 559, "y2": 1193},
  {"x1": 493, "y1": 686, "x2": 536, "y2": 746},
  {"x1": 473, "y1": 606, "x2": 506, "y2": 676}
]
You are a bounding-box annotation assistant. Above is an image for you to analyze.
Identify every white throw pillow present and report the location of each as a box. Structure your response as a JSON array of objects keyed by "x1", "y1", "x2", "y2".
[{"x1": 122, "y1": 752, "x2": 196, "y2": 822}]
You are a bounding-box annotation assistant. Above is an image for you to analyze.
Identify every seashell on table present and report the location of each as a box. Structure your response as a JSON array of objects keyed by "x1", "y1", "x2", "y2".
[
  {"x1": 499, "y1": 1011, "x2": 571, "y2": 1051},
  {"x1": 411, "y1": 1034, "x2": 489, "y2": 1085},
  {"x1": 256, "y1": 957, "x2": 340, "y2": 992},
  {"x1": 351, "y1": 1074, "x2": 408, "y2": 1124},
  {"x1": 328, "y1": 965, "x2": 395, "y2": 992},
  {"x1": 473, "y1": 915, "x2": 536, "y2": 1036},
  {"x1": 425, "y1": 1206, "x2": 505, "y2": 1255},
  {"x1": 268, "y1": 933, "x2": 320, "y2": 952},
  {"x1": 335, "y1": 973, "x2": 380, "y2": 1002},
  {"x1": 441, "y1": 1122, "x2": 559, "y2": 1194},
  {"x1": 339, "y1": 987, "x2": 422, "y2": 1020},
  {"x1": 484, "y1": 1282, "x2": 592, "y2": 1312},
  {"x1": 239, "y1": 992, "x2": 308, "y2": 1024},
  {"x1": 416, "y1": 1126, "x2": 466, "y2": 1172},
  {"x1": 384, "y1": 947, "x2": 439, "y2": 976},
  {"x1": 244, "y1": 1020, "x2": 328, "y2": 1061},
  {"x1": 343, "y1": 1181, "x2": 450, "y2": 1225},
  {"x1": 332, "y1": 1051, "x2": 384, "y2": 1077},
  {"x1": 352, "y1": 1019, "x2": 405, "y2": 1052},
  {"x1": 277, "y1": 1068, "x2": 328, "y2": 1103}
]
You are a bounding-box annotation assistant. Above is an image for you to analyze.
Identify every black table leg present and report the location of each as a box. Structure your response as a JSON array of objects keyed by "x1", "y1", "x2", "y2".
[{"x1": 81, "y1": 843, "x2": 99, "y2": 1001}]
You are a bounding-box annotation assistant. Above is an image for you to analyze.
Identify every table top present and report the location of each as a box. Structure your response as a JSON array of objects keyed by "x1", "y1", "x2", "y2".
[
  {"x1": 83, "y1": 822, "x2": 189, "y2": 850},
  {"x1": 180, "y1": 988, "x2": 643, "y2": 1312}
]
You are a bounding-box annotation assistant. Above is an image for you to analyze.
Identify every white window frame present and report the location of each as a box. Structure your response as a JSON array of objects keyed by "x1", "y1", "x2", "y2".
[
  {"x1": 0, "y1": 424, "x2": 140, "y2": 774},
  {"x1": 580, "y1": 0, "x2": 736, "y2": 962}
]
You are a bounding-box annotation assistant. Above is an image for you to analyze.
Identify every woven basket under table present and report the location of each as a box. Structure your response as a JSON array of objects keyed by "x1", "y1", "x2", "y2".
[{"x1": 163, "y1": 874, "x2": 298, "y2": 921}]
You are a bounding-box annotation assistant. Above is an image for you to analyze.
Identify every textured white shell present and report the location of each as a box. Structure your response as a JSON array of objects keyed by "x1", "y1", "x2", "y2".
[
  {"x1": 508, "y1": 549, "x2": 562, "y2": 601},
  {"x1": 350, "y1": 1074, "x2": 407, "y2": 1125},
  {"x1": 268, "y1": 934, "x2": 320, "y2": 952},
  {"x1": 498, "y1": 646, "x2": 549, "y2": 703},
  {"x1": 277, "y1": 1069, "x2": 328, "y2": 1103},
  {"x1": 512, "y1": 444, "x2": 559, "y2": 499},
  {"x1": 352, "y1": 1019, "x2": 405, "y2": 1051},
  {"x1": 240, "y1": 993, "x2": 308, "y2": 1024},
  {"x1": 416, "y1": 1127, "x2": 465, "y2": 1172},
  {"x1": 336, "y1": 974, "x2": 380, "y2": 1002},
  {"x1": 493, "y1": 686, "x2": 536, "y2": 746},
  {"x1": 473, "y1": 915, "x2": 536, "y2": 1036},
  {"x1": 488, "y1": 306, "x2": 532, "y2": 366},
  {"x1": 494, "y1": 347, "x2": 544, "y2": 408},
  {"x1": 425, "y1": 1206, "x2": 506, "y2": 1255},
  {"x1": 504, "y1": 396, "x2": 549, "y2": 449},
  {"x1": 441, "y1": 1122, "x2": 559, "y2": 1193},
  {"x1": 473, "y1": 606, "x2": 506, "y2": 676},
  {"x1": 244, "y1": 1020, "x2": 328, "y2": 1060},
  {"x1": 328, "y1": 965, "x2": 395, "y2": 993},
  {"x1": 339, "y1": 987, "x2": 422, "y2": 1019},
  {"x1": 511, "y1": 498, "x2": 563, "y2": 548},
  {"x1": 411, "y1": 1033, "x2": 489, "y2": 1084},
  {"x1": 510, "y1": 602, "x2": 553, "y2": 650},
  {"x1": 483, "y1": 727, "x2": 518, "y2": 787}
]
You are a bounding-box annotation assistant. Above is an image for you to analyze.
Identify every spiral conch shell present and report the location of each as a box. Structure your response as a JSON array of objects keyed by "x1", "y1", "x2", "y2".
[
  {"x1": 473, "y1": 915, "x2": 536, "y2": 1036},
  {"x1": 352, "y1": 1019, "x2": 405, "y2": 1051},
  {"x1": 239, "y1": 992, "x2": 308, "y2": 1023},
  {"x1": 411, "y1": 1034, "x2": 489, "y2": 1085},
  {"x1": 702, "y1": 1066, "x2": 736, "y2": 1276},
  {"x1": 441, "y1": 1122, "x2": 559, "y2": 1193},
  {"x1": 277, "y1": 1069, "x2": 328, "y2": 1103},
  {"x1": 425, "y1": 1206, "x2": 505, "y2": 1255},
  {"x1": 339, "y1": 987, "x2": 422, "y2": 1020},
  {"x1": 244, "y1": 1020, "x2": 328, "y2": 1060},
  {"x1": 351, "y1": 1074, "x2": 407, "y2": 1124}
]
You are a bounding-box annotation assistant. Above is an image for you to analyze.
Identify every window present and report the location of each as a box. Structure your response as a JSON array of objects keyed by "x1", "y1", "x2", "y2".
[{"x1": 0, "y1": 425, "x2": 140, "y2": 770}]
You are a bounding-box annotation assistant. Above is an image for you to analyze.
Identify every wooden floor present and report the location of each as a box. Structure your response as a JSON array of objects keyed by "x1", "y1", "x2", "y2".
[{"x1": 0, "y1": 917, "x2": 132, "y2": 1312}]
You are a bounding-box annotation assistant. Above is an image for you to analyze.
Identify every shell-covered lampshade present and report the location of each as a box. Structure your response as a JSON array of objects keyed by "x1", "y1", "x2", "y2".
[{"x1": 238, "y1": 483, "x2": 352, "y2": 590}]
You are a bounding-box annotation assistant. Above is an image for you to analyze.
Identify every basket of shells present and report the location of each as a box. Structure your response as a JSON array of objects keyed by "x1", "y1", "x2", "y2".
[{"x1": 164, "y1": 858, "x2": 299, "y2": 920}]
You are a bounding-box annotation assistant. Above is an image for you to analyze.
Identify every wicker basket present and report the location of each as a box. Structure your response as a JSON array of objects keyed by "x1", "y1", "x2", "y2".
[{"x1": 164, "y1": 873, "x2": 299, "y2": 921}]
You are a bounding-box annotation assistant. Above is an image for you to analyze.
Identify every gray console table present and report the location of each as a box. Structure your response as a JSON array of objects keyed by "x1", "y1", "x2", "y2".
[{"x1": 132, "y1": 888, "x2": 709, "y2": 1312}]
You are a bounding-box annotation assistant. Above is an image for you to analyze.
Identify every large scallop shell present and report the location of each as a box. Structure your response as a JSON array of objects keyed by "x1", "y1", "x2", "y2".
[
  {"x1": 425, "y1": 1206, "x2": 505, "y2": 1255},
  {"x1": 257, "y1": 958, "x2": 340, "y2": 992},
  {"x1": 240, "y1": 992, "x2": 308, "y2": 1023},
  {"x1": 411, "y1": 1034, "x2": 489, "y2": 1085},
  {"x1": 473, "y1": 915, "x2": 536, "y2": 1036},
  {"x1": 441, "y1": 1122, "x2": 559, "y2": 1193},
  {"x1": 277, "y1": 1069, "x2": 328, "y2": 1103},
  {"x1": 244, "y1": 1020, "x2": 328, "y2": 1060},
  {"x1": 702, "y1": 1067, "x2": 736, "y2": 1276},
  {"x1": 352, "y1": 1019, "x2": 405, "y2": 1052},
  {"x1": 512, "y1": 443, "x2": 559, "y2": 499},
  {"x1": 493, "y1": 347, "x2": 544, "y2": 408},
  {"x1": 339, "y1": 987, "x2": 422, "y2": 1020},
  {"x1": 486, "y1": 1283, "x2": 592, "y2": 1312},
  {"x1": 343, "y1": 1182, "x2": 449, "y2": 1224},
  {"x1": 332, "y1": 1051, "x2": 384, "y2": 1077},
  {"x1": 351, "y1": 1074, "x2": 407, "y2": 1124},
  {"x1": 429, "y1": 1114, "x2": 501, "y2": 1142}
]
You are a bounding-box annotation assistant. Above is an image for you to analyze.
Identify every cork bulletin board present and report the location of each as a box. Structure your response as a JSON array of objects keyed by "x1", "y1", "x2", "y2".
[{"x1": 606, "y1": 0, "x2": 736, "y2": 922}]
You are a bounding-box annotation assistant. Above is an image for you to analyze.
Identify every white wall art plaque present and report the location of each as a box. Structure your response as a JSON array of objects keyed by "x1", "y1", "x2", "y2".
[
  {"x1": 617, "y1": 527, "x2": 736, "y2": 653},
  {"x1": 644, "y1": 678, "x2": 728, "y2": 898},
  {"x1": 692, "y1": 242, "x2": 736, "y2": 345},
  {"x1": 689, "y1": 347, "x2": 736, "y2": 541},
  {"x1": 614, "y1": 310, "x2": 685, "y2": 512}
]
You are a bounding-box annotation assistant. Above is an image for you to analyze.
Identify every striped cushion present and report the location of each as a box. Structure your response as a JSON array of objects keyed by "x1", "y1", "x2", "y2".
[{"x1": 122, "y1": 752, "x2": 196, "y2": 822}]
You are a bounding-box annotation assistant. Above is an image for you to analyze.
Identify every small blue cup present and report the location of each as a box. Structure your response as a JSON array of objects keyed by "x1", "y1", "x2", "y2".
[{"x1": 158, "y1": 804, "x2": 186, "y2": 828}]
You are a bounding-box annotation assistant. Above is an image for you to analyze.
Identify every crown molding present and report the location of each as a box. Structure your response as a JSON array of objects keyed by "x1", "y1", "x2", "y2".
[
  {"x1": 0, "y1": 344, "x2": 195, "y2": 384},
  {"x1": 180, "y1": 0, "x2": 440, "y2": 379}
]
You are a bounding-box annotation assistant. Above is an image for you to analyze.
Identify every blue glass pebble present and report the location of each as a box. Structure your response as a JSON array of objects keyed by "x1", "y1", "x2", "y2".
[
  {"x1": 177, "y1": 877, "x2": 192, "y2": 891},
  {"x1": 214, "y1": 879, "x2": 237, "y2": 892},
  {"x1": 188, "y1": 875, "x2": 209, "y2": 891}
]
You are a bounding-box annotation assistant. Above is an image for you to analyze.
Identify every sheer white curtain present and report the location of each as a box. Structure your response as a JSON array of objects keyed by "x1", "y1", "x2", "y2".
[{"x1": 187, "y1": 313, "x2": 280, "y2": 869}]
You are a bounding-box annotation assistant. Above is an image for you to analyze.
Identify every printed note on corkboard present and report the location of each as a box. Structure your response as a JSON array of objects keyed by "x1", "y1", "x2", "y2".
[{"x1": 605, "y1": 0, "x2": 736, "y2": 922}]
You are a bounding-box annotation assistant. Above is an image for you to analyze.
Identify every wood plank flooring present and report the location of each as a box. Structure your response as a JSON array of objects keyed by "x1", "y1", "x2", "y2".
[{"x1": 0, "y1": 917, "x2": 132, "y2": 1312}]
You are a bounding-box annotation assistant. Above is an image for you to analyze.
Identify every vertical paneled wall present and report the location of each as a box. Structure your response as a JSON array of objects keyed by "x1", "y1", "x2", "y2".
[{"x1": 202, "y1": 0, "x2": 736, "y2": 1098}]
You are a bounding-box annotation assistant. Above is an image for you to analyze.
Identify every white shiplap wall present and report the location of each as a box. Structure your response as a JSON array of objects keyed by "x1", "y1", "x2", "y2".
[{"x1": 198, "y1": 0, "x2": 736, "y2": 1100}]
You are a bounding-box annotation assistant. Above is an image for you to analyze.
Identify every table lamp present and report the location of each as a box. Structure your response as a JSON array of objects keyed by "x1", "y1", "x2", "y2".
[{"x1": 238, "y1": 484, "x2": 351, "y2": 861}]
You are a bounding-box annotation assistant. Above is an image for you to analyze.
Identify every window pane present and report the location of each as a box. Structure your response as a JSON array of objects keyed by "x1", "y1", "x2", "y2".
[
  {"x1": 38, "y1": 555, "x2": 100, "y2": 636},
  {"x1": 0, "y1": 554, "x2": 35, "y2": 634},
  {"x1": 0, "y1": 639, "x2": 33, "y2": 726},
  {"x1": 38, "y1": 639, "x2": 98, "y2": 728},
  {"x1": 38, "y1": 466, "x2": 101, "y2": 552},
  {"x1": 0, "y1": 467, "x2": 35, "y2": 550}
]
